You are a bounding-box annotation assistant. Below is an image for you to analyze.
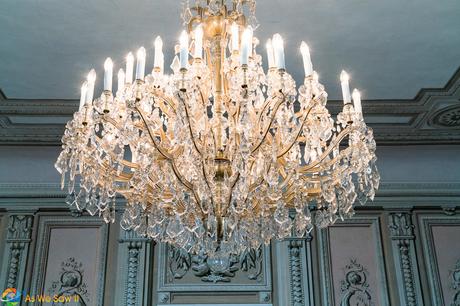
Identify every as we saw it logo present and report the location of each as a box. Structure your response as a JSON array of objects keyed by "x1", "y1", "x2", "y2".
[{"x1": 1, "y1": 288, "x2": 21, "y2": 306}]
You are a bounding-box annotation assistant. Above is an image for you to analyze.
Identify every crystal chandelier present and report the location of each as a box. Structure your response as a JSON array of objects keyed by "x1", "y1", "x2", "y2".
[{"x1": 56, "y1": 0, "x2": 379, "y2": 257}]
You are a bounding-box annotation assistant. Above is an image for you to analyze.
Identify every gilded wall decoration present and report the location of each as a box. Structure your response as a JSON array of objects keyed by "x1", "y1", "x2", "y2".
[
  {"x1": 340, "y1": 259, "x2": 373, "y2": 306},
  {"x1": 47, "y1": 257, "x2": 89, "y2": 305}
]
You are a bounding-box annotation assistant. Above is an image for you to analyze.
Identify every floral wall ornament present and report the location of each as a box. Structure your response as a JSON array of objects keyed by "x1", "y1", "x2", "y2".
[
  {"x1": 47, "y1": 257, "x2": 89, "y2": 305},
  {"x1": 340, "y1": 259, "x2": 373, "y2": 306},
  {"x1": 166, "y1": 244, "x2": 265, "y2": 283},
  {"x1": 450, "y1": 259, "x2": 460, "y2": 306}
]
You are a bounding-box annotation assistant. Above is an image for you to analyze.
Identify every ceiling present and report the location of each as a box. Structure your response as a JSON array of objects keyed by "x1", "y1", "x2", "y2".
[{"x1": 1, "y1": 0, "x2": 460, "y2": 100}]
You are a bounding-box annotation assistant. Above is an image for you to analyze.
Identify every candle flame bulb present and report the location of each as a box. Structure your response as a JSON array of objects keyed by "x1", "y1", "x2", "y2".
[
  {"x1": 340, "y1": 70, "x2": 351, "y2": 104},
  {"x1": 136, "y1": 47, "x2": 146, "y2": 80},
  {"x1": 103, "y1": 57, "x2": 113, "y2": 92},
  {"x1": 300, "y1": 41, "x2": 313, "y2": 77},
  {"x1": 125, "y1": 52, "x2": 134, "y2": 83},
  {"x1": 272, "y1": 33, "x2": 285, "y2": 70}
]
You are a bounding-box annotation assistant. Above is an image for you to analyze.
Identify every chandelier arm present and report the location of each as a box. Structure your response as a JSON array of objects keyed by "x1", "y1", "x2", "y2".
[
  {"x1": 176, "y1": 92, "x2": 204, "y2": 155},
  {"x1": 298, "y1": 125, "x2": 354, "y2": 173},
  {"x1": 155, "y1": 94, "x2": 177, "y2": 116},
  {"x1": 250, "y1": 93, "x2": 287, "y2": 155},
  {"x1": 133, "y1": 106, "x2": 204, "y2": 215},
  {"x1": 92, "y1": 134, "x2": 139, "y2": 169},
  {"x1": 276, "y1": 105, "x2": 315, "y2": 159},
  {"x1": 134, "y1": 106, "x2": 173, "y2": 160},
  {"x1": 257, "y1": 93, "x2": 281, "y2": 125}
]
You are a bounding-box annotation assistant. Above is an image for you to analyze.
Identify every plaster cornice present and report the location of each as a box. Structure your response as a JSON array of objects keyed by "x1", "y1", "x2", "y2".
[{"x1": 1, "y1": 67, "x2": 460, "y2": 145}]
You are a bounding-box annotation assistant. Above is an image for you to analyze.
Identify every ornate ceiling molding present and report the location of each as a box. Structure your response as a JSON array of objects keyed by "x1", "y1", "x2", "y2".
[{"x1": 1, "y1": 67, "x2": 459, "y2": 145}]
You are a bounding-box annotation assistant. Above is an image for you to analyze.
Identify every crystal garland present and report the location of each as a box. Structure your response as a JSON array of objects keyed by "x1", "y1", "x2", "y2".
[{"x1": 55, "y1": 0, "x2": 380, "y2": 258}]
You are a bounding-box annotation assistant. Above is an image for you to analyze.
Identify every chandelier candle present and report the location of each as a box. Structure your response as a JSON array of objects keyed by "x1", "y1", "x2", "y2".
[
  {"x1": 231, "y1": 22, "x2": 239, "y2": 52},
  {"x1": 136, "y1": 47, "x2": 146, "y2": 80},
  {"x1": 154, "y1": 36, "x2": 163, "y2": 70},
  {"x1": 352, "y1": 89, "x2": 362, "y2": 114},
  {"x1": 79, "y1": 82, "x2": 87, "y2": 110},
  {"x1": 340, "y1": 70, "x2": 352, "y2": 103},
  {"x1": 266, "y1": 39, "x2": 276, "y2": 68},
  {"x1": 85, "y1": 69, "x2": 96, "y2": 105},
  {"x1": 194, "y1": 25, "x2": 204, "y2": 59},
  {"x1": 56, "y1": 0, "x2": 379, "y2": 258},
  {"x1": 272, "y1": 33, "x2": 285, "y2": 70},
  {"x1": 180, "y1": 31, "x2": 189, "y2": 69},
  {"x1": 103, "y1": 58, "x2": 113, "y2": 92},
  {"x1": 300, "y1": 42, "x2": 313, "y2": 77},
  {"x1": 117, "y1": 69, "x2": 125, "y2": 93},
  {"x1": 125, "y1": 52, "x2": 134, "y2": 83},
  {"x1": 240, "y1": 26, "x2": 253, "y2": 65}
]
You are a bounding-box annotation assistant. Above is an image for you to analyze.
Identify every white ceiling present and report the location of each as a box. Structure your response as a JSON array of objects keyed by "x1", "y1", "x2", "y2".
[{"x1": 1, "y1": 0, "x2": 460, "y2": 100}]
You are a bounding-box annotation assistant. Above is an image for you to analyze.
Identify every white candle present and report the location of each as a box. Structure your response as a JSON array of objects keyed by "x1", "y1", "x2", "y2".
[
  {"x1": 154, "y1": 36, "x2": 163, "y2": 69},
  {"x1": 159, "y1": 52, "x2": 164, "y2": 73},
  {"x1": 103, "y1": 57, "x2": 113, "y2": 92},
  {"x1": 240, "y1": 26, "x2": 253, "y2": 65},
  {"x1": 136, "y1": 47, "x2": 146, "y2": 80},
  {"x1": 117, "y1": 69, "x2": 125, "y2": 93},
  {"x1": 125, "y1": 52, "x2": 134, "y2": 83},
  {"x1": 79, "y1": 81, "x2": 88, "y2": 110},
  {"x1": 179, "y1": 30, "x2": 189, "y2": 69},
  {"x1": 312, "y1": 71, "x2": 319, "y2": 83},
  {"x1": 231, "y1": 22, "x2": 239, "y2": 52},
  {"x1": 194, "y1": 25, "x2": 203, "y2": 59},
  {"x1": 300, "y1": 41, "x2": 313, "y2": 76},
  {"x1": 85, "y1": 69, "x2": 96, "y2": 104},
  {"x1": 340, "y1": 70, "x2": 351, "y2": 104},
  {"x1": 272, "y1": 33, "x2": 285, "y2": 70},
  {"x1": 352, "y1": 89, "x2": 362, "y2": 114},
  {"x1": 266, "y1": 39, "x2": 275, "y2": 68}
]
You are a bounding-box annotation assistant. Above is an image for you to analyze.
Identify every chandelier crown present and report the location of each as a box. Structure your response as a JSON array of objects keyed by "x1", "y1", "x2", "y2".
[{"x1": 56, "y1": 0, "x2": 380, "y2": 257}]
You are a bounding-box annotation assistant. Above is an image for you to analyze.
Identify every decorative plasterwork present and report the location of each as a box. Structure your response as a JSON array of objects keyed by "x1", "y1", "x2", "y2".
[
  {"x1": 340, "y1": 259, "x2": 373, "y2": 306},
  {"x1": 1, "y1": 67, "x2": 460, "y2": 145},
  {"x1": 388, "y1": 212, "x2": 422, "y2": 306},
  {"x1": 3, "y1": 214, "x2": 33, "y2": 289}
]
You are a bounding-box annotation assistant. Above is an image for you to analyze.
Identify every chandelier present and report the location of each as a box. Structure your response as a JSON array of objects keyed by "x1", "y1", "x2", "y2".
[{"x1": 56, "y1": 0, "x2": 379, "y2": 257}]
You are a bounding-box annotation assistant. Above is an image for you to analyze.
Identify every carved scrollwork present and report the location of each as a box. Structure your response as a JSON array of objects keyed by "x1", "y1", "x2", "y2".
[
  {"x1": 340, "y1": 259, "x2": 373, "y2": 306},
  {"x1": 168, "y1": 246, "x2": 191, "y2": 281},
  {"x1": 166, "y1": 244, "x2": 265, "y2": 283},
  {"x1": 450, "y1": 259, "x2": 460, "y2": 306},
  {"x1": 47, "y1": 257, "x2": 89, "y2": 305}
]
